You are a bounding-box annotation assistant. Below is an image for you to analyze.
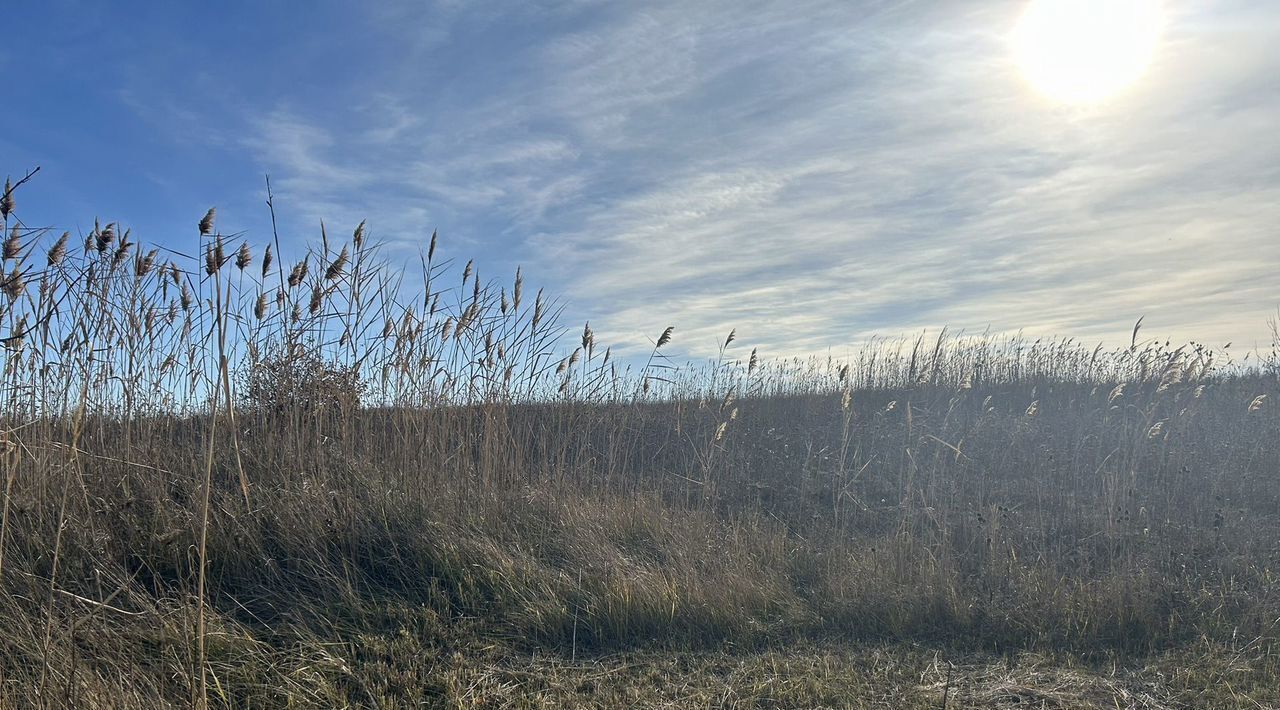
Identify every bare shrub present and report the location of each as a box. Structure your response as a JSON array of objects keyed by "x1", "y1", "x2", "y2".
[{"x1": 242, "y1": 346, "x2": 365, "y2": 420}]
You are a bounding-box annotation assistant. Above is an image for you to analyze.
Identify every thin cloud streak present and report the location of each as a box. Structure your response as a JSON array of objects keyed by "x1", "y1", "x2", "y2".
[
  {"x1": 198, "y1": 0, "x2": 1280, "y2": 360},
  {"x1": 524, "y1": 0, "x2": 1280, "y2": 357}
]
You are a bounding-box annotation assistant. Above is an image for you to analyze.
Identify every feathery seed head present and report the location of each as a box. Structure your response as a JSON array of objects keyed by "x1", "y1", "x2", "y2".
[
  {"x1": 3, "y1": 226, "x2": 20, "y2": 261},
  {"x1": 288, "y1": 258, "x2": 308, "y2": 287},
  {"x1": 96, "y1": 223, "x2": 115, "y2": 253},
  {"x1": 199, "y1": 208, "x2": 216, "y2": 236},
  {"x1": 47, "y1": 232, "x2": 69, "y2": 266},
  {"x1": 0, "y1": 179, "x2": 13, "y2": 218},
  {"x1": 3, "y1": 315, "x2": 27, "y2": 351},
  {"x1": 513, "y1": 267, "x2": 523, "y2": 311},
  {"x1": 2, "y1": 269, "x2": 25, "y2": 301},
  {"x1": 136, "y1": 248, "x2": 157, "y2": 278},
  {"x1": 455, "y1": 305, "x2": 474, "y2": 338},
  {"x1": 112, "y1": 237, "x2": 133, "y2": 269},
  {"x1": 205, "y1": 237, "x2": 227, "y2": 275},
  {"x1": 325, "y1": 245, "x2": 348, "y2": 280},
  {"x1": 1107, "y1": 384, "x2": 1125, "y2": 404},
  {"x1": 532, "y1": 290, "x2": 544, "y2": 327},
  {"x1": 657, "y1": 326, "x2": 674, "y2": 349}
]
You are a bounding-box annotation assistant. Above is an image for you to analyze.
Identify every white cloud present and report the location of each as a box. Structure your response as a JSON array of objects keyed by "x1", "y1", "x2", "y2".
[
  {"x1": 216, "y1": 0, "x2": 1280, "y2": 360},
  {"x1": 514, "y1": 0, "x2": 1280, "y2": 358}
]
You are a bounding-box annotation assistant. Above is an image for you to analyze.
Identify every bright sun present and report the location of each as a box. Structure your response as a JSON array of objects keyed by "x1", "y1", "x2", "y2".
[{"x1": 1012, "y1": 0, "x2": 1163, "y2": 104}]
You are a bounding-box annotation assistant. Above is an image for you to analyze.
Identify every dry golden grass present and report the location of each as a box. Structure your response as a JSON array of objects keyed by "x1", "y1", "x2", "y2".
[{"x1": 0, "y1": 172, "x2": 1277, "y2": 707}]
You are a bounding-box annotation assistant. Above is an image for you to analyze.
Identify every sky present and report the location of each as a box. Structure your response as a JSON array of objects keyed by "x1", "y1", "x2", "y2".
[{"x1": 3, "y1": 0, "x2": 1278, "y2": 360}]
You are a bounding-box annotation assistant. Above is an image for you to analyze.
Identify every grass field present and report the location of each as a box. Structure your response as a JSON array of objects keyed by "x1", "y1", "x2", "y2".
[{"x1": 1, "y1": 175, "x2": 1278, "y2": 707}]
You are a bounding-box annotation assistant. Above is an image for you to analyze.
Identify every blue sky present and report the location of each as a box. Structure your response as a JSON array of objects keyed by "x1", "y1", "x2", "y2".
[{"x1": 3, "y1": 0, "x2": 1278, "y2": 359}]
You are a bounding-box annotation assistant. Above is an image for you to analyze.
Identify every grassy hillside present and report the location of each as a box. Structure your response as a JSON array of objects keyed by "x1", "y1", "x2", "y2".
[{"x1": 1, "y1": 175, "x2": 1278, "y2": 707}]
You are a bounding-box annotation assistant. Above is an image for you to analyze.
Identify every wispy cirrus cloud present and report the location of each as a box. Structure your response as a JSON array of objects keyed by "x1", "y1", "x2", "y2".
[
  {"x1": 512, "y1": 0, "x2": 1280, "y2": 357},
  {"x1": 91, "y1": 0, "x2": 1280, "y2": 360}
]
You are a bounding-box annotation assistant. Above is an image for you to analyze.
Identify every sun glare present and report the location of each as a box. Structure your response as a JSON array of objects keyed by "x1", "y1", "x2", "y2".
[{"x1": 1012, "y1": 0, "x2": 1163, "y2": 104}]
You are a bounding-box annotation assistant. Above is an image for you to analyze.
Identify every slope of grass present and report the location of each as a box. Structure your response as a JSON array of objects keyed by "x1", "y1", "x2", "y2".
[{"x1": 0, "y1": 174, "x2": 1278, "y2": 706}]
